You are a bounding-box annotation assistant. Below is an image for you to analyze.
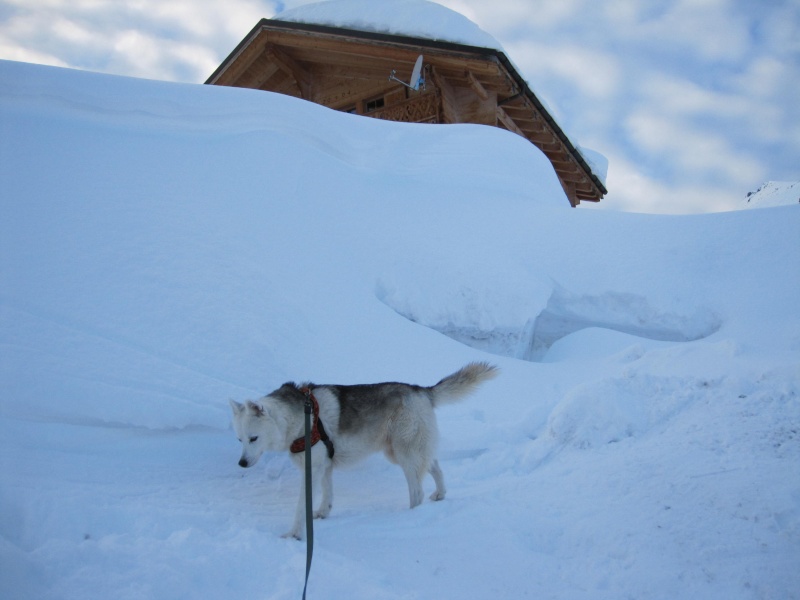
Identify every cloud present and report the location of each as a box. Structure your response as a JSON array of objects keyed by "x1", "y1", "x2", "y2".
[
  {"x1": 505, "y1": 40, "x2": 621, "y2": 100},
  {"x1": 625, "y1": 110, "x2": 765, "y2": 186},
  {"x1": 586, "y1": 152, "x2": 744, "y2": 214},
  {"x1": 0, "y1": 0, "x2": 273, "y2": 81},
  {"x1": 605, "y1": 0, "x2": 753, "y2": 64},
  {"x1": 105, "y1": 29, "x2": 220, "y2": 81},
  {"x1": 0, "y1": 42, "x2": 66, "y2": 67},
  {"x1": 640, "y1": 74, "x2": 751, "y2": 119},
  {"x1": 440, "y1": 0, "x2": 588, "y2": 32},
  {"x1": 737, "y1": 56, "x2": 788, "y2": 101},
  {"x1": 730, "y1": 55, "x2": 800, "y2": 146}
]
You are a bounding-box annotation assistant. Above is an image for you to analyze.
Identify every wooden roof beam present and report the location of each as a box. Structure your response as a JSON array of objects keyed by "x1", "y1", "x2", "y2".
[
  {"x1": 430, "y1": 66, "x2": 460, "y2": 123},
  {"x1": 466, "y1": 70, "x2": 489, "y2": 101},
  {"x1": 266, "y1": 44, "x2": 312, "y2": 99},
  {"x1": 560, "y1": 179, "x2": 580, "y2": 208},
  {"x1": 532, "y1": 140, "x2": 565, "y2": 154},
  {"x1": 520, "y1": 130, "x2": 556, "y2": 144},
  {"x1": 502, "y1": 107, "x2": 550, "y2": 131},
  {"x1": 496, "y1": 107, "x2": 526, "y2": 138},
  {"x1": 517, "y1": 119, "x2": 549, "y2": 134},
  {"x1": 248, "y1": 62, "x2": 280, "y2": 90},
  {"x1": 309, "y1": 64, "x2": 392, "y2": 80},
  {"x1": 502, "y1": 104, "x2": 538, "y2": 118},
  {"x1": 550, "y1": 160, "x2": 584, "y2": 175},
  {"x1": 560, "y1": 171, "x2": 591, "y2": 185},
  {"x1": 214, "y1": 40, "x2": 269, "y2": 86},
  {"x1": 515, "y1": 118, "x2": 546, "y2": 130}
]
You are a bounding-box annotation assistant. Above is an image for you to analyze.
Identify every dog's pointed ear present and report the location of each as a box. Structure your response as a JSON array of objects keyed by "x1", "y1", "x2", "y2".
[
  {"x1": 246, "y1": 400, "x2": 266, "y2": 417},
  {"x1": 229, "y1": 399, "x2": 244, "y2": 414}
]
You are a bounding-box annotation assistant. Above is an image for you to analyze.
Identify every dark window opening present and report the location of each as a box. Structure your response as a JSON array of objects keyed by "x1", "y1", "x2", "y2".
[{"x1": 365, "y1": 97, "x2": 385, "y2": 112}]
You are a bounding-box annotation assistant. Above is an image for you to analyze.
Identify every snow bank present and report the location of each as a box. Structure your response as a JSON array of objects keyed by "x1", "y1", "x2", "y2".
[{"x1": 1, "y1": 59, "x2": 799, "y2": 599}]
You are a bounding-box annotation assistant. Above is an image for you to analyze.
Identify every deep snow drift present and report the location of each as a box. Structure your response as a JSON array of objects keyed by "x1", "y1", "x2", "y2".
[{"x1": 1, "y1": 59, "x2": 799, "y2": 600}]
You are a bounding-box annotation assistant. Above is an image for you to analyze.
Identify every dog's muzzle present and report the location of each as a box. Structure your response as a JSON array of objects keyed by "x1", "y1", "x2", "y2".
[{"x1": 238, "y1": 458, "x2": 249, "y2": 468}]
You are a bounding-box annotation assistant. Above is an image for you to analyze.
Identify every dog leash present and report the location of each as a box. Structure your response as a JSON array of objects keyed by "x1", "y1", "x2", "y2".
[
  {"x1": 298, "y1": 387, "x2": 336, "y2": 599},
  {"x1": 302, "y1": 390, "x2": 314, "y2": 600}
]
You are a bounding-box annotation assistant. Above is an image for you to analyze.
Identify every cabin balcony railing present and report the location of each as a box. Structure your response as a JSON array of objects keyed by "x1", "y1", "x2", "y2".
[{"x1": 368, "y1": 91, "x2": 441, "y2": 124}]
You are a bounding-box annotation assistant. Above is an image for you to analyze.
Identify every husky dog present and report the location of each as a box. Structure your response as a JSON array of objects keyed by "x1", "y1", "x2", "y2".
[{"x1": 229, "y1": 362, "x2": 498, "y2": 539}]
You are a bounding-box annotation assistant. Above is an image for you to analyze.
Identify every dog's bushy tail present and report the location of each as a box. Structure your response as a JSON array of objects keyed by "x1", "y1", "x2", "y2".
[{"x1": 430, "y1": 361, "x2": 498, "y2": 407}]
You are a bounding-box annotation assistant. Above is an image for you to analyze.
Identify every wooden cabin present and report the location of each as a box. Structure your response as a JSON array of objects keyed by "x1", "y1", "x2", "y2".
[{"x1": 206, "y1": 18, "x2": 607, "y2": 206}]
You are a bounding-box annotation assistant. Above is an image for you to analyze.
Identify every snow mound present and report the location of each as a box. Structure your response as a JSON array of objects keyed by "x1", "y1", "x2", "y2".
[
  {"x1": 744, "y1": 181, "x2": 800, "y2": 208},
  {"x1": 274, "y1": 0, "x2": 504, "y2": 50}
]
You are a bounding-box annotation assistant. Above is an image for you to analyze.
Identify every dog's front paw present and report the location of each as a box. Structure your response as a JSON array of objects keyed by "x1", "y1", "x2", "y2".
[
  {"x1": 281, "y1": 530, "x2": 303, "y2": 541},
  {"x1": 314, "y1": 504, "x2": 332, "y2": 519},
  {"x1": 430, "y1": 490, "x2": 446, "y2": 501}
]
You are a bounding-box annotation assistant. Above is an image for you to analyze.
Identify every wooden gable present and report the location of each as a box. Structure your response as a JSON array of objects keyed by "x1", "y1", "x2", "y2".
[{"x1": 206, "y1": 19, "x2": 606, "y2": 206}]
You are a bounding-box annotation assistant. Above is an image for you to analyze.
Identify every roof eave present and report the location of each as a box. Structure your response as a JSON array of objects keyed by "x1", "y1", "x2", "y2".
[{"x1": 492, "y1": 51, "x2": 608, "y2": 197}]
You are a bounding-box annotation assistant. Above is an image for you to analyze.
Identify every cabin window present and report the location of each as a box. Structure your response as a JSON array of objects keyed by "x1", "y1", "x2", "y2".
[{"x1": 365, "y1": 96, "x2": 385, "y2": 113}]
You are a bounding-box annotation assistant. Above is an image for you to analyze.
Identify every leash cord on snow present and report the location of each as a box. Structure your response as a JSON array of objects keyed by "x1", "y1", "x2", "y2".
[{"x1": 302, "y1": 394, "x2": 314, "y2": 600}]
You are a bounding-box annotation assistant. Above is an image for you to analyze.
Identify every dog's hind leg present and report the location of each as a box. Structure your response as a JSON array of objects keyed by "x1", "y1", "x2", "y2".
[
  {"x1": 395, "y1": 442, "x2": 429, "y2": 508},
  {"x1": 428, "y1": 459, "x2": 446, "y2": 501},
  {"x1": 391, "y1": 440, "x2": 426, "y2": 508},
  {"x1": 389, "y1": 399, "x2": 436, "y2": 509},
  {"x1": 400, "y1": 461, "x2": 426, "y2": 508}
]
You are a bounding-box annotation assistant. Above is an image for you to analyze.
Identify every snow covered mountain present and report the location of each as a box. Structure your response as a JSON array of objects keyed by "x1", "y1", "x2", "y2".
[
  {"x1": 744, "y1": 181, "x2": 800, "y2": 209},
  {"x1": 1, "y1": 59, "x2": 799, "y2": 599}
]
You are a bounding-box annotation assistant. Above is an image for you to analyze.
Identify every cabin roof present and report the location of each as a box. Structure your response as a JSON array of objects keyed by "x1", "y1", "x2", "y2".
[{"x1": 206, "y1": 18, "x2": 607, "y2": 205}]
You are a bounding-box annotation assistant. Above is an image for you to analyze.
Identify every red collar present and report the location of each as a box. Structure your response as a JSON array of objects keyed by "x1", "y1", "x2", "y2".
[{"x1": 290, "y1": 387, "x2": 334, "y2": 458}]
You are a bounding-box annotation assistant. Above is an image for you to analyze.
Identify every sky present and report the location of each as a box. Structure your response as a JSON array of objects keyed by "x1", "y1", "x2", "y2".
[{"x1": 1, "y1": 0, "x2": 798, "y2": 213}]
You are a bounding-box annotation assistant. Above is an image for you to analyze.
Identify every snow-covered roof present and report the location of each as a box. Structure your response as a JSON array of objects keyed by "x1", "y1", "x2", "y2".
[{"x1": 275, "y1": 0, "x2": 504, "y2": 51}]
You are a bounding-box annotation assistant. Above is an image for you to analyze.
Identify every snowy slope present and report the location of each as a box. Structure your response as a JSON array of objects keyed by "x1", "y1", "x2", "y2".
[
  {"x1": 744, "y1": 181, "x2": 800, "y2": 209},
  {"x1": 1, "y1": 59, "x2": 799, "y2": 600}
]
